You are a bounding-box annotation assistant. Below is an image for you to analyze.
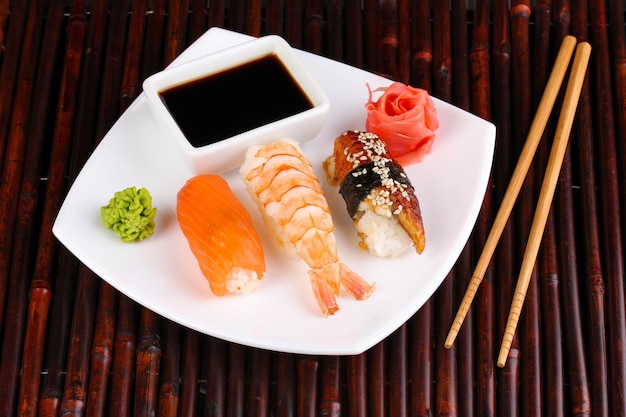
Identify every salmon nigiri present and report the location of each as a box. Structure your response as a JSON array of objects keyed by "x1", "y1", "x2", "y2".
[{"x1": 177, "y1": 174, "x2": 265, "y2": 296}]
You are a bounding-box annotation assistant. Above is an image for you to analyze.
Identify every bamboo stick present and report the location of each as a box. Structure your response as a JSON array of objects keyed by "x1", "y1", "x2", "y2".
[
  {"x1": 265, "y1": 0, "x2": 284, "y2": 36},
  {"x1": 435, "y1": 274, "x2": 457, "y2": 416},
  {"x1": 157, "y1": 321, "x2": 182, "y2": 416},
  {"x1": 58, "y1": 268, "x2": 99, "y2": 416},
  {"x1": 17, "y1": 2, "x2": 88, "y2": 414},
  {"x1": 108, "y1": 295, "x2": 139, "y2": 417},
  {"x1": 319, "y1": 356, "x2": 341, "y2": 416},
  {"x1": 408, "y1": 303, "x2": 433, "y2": 416},
  {"x1": 367, "y1": 342, "x2": 385, "y2": 417},
  {"x1": 491, "y1": 0, "x2": 518, "y2": 414},
  {"x1": 187, "y1": 0, "x2": 208, "y2": 44},
  {"x1": 120, "y1": 0, "x2": 147, "y2": 111},
  {"x1": 607, "y1": 0, "x2": 626, "y2": 236},
  {"x1": 204, "y1": 337, "x2": 226, "y2": 417},
  {"x1": 552, "y1": 5, "x2": 592, "y2": 414},
  {"x1": 134, "y1": 308, "x2": 162, "y2": 417},
  {"x1": 296, "y1": 357, "x2": 318, "y2": 417},
  {"x1": 344, "y1": 0, "x2": 363, "y2": 69},
  {"x1": 228, "y1": 0, "x2": 246, "y2": 33},
  {"x1": 0, "y1": 0, "x2": 29, "y2": 323},
  {"x1": 467, "y1": 1, "x2": 496, "y2": 415},
  {"x1": 410, "y1": 0, "x2": 431, "y2": 90},
  {"x1": 284, "y1": 0, "x2": 303, "y2": 48},
  {"x1": 0, "y1": 2, "x2": 62, "y2": 412},
  {"x1": 345, "y1": 353, "x2": 367, "y2": 417},
  {"x1": 451, "y1": 0, "x2": 469, "y2": 109},
  {"x1": 0, "y1": 0, "x2": 39, "y2": 337},
  {"x1": 379, "y1": 0, "x2": 398, "y2": 80},
  {"x1": 588, "y1": 0, "x2": 626, "y2": 413},
  {"x1": 274, "y1": 353, "x2": 296, "y2": 417},
  {"x1": 248, "y1": 349, "x2": 271, "y2": 415},
  {"x1": 531, "y1": 2, "x2": 566, "y2": 417},
  {"x1": 511, "y1": 2, "x2": 544, "y2": 415},
  {"x1": 165, "y1": 0, "x2": 190, "y2": 66},
  {"x1": 498, "y1": 41, "x2": 592, "y2": 367},
  {"x1": 573, "y1": 0, "x2": 609, "y2": 414},
  {"x1": 325, "y1": 0, "x2": 343, "y2": 61},
  {"x1": 0, "y1": 0, "x2": 28, "y2": 168},
  {"x1": 388, "y1": 326, "x2": 407, "y2": 417},
  {"x1": 432, "y1": 0, "x2": 452, "y2": 100},
  {"x1": 226, "y1": 343, "x2": 245, "y2": 417},
  {"x1": 207, "y1": 0, "x2": 226, "y2": 29},
  {"x1": 304, "y1": 0, "x2": 323, "y2": 55},
  {"x1": 445, "y1": 34, "x2": 578, "y2": 349},
  {"x1": 178, "y1": 330, "x2": 202, "y2": 417},
  {"x1": 396, "y1": 0, "x2": 409, "y2": 84},
  {"x1": 0, "y1": 0, "x2": 8, "y2": 51},
  {"x1": 363, "y1": 0, "x2": 379, "y2": 73}
]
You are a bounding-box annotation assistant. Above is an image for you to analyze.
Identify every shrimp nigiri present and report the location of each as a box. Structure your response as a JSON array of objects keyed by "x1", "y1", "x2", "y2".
[
  {"x1": 240, "y1": 139, "x2": 375, "y2": 316},
  {"x1": 177, "y1": 174, "x2": 265, "y2": 296}
]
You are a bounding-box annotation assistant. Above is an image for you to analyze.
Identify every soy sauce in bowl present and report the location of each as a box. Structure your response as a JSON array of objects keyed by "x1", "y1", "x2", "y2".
[{"x1": 159, "y1": 54, "x2": 314, "y2": 148}]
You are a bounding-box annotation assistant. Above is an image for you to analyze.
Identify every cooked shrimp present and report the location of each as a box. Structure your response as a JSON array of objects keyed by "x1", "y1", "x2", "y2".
[{"x1": 240, "y1": 139, "x2": 375, "y2": 316}]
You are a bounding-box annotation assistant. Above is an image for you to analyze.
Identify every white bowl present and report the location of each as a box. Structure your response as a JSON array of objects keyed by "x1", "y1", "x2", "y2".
[{"x1": 142, "y1": 35, "x2": 330, "y2": 174}]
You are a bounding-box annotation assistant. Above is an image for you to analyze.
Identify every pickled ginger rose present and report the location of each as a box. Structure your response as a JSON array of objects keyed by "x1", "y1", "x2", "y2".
[{"x1": 365, "y1": 82, "x2": 439, "y2": 165}]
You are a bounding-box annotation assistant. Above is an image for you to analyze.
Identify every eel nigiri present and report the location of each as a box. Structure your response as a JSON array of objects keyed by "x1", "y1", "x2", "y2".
[
  {"x1": 240, "y1": 139, "x2": 375, "y2": 316},
  {"x1": 323, "y1": 130, "x2": 425, "y2": 257},
  {"x1": 177, "y1": 174, "x2": 265, "y2": 296}
]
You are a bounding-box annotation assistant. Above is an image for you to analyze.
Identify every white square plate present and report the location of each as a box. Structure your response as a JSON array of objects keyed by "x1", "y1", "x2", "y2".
[{"x1": 53, "y1": 28, "x2": 495, "y2": 355}]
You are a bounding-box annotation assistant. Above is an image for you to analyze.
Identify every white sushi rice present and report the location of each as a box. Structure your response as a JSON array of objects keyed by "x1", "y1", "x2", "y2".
[
  {"x1": 354, "y1": 201, "x2": 412, "y2": 258},
  {"x1": 225, "y1": 267, "x2": 261, "y2": 294}
]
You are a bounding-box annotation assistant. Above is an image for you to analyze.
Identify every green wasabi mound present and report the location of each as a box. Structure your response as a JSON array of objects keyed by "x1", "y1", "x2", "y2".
[{"x1": 101, "y1": 186, "x2": 157, "y2": 242}]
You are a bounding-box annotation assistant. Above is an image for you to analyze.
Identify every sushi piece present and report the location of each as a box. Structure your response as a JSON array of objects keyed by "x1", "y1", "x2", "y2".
[
  {"x1": 323, "y1": 130, "x2": 425, "y2": 257},
  {"x1": 240, "y1": 139, "x2": 375, "y2": 316},
  {"x1": 177, "y1": 174, "x2": 265, "y2": 296}
]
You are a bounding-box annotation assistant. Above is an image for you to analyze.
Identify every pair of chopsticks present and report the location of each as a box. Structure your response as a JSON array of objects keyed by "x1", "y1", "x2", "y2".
[{"x1": 444, "y1": 36, "x2": 591, "y2": 368}]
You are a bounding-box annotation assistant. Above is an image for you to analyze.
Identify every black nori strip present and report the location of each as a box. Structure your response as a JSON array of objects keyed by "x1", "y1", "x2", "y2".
[{"x1": 338, "y1": 159, "x2": 412, "y2": 218}]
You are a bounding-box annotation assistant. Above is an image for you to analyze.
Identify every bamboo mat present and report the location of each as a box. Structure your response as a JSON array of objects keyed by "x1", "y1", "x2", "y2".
[{"x1": 0, "y1": 1, "x2": 625, "y2": 416}]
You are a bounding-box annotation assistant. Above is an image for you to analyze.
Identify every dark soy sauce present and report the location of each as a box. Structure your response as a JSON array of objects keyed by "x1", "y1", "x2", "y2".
[{"x1": 159, "y1": 54, "x2": 314, "y2": 148}]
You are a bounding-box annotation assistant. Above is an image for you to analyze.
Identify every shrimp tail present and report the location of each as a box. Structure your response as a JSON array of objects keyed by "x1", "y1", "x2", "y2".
[
  {"x1": 339, "y1": 263, "x2": 376, "y2": 300},
  {"x1": 309, "y1": 269, "x2": 340, "y2": 316}
]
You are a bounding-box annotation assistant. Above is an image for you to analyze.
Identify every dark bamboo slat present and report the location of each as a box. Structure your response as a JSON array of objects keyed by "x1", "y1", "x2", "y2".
[
  {"x1": 58, "y1": 268, "x2": 99, "y2": 416},
  {"x1": 17, "y1": 2, "x2": 88, "y2": 415},
  {"x1": 274, "y1": 352, "x2": 296, "y2": 417},
  {"x1": 158, "y1": 321, "x2": 182, "y2": 417},
  {"x1": 367, "y1": 342, "x2": 385, "y2": 417},
  {"x1": 469, "y1": 1, "x2": 496, "y2": 416},
  {"x1": 134, "y1": 308, "x2": 162, "y2": 417},
  {"x1": 296, "y1": 357, "x2": 318, "y2": 417},
  {"x1": 0, "y1": 2, "x2": 62, "y2": 413},
  {"x1": 248, "y1": 348, "x2": 271, "y2": 416},
  {"x1": 551, "y1": 4, "x2": 593, "y2": 416},
  {"x1": 509, "y1": 2, "x2": 543, "y2": 417},
  {"x1": 108, "y1": 295, "x2": 139, "y2": 417},
  {"x1": 0, "y1": 0, "x2": 51, "y2": 415},
  {"x1": 86, "y1": 282, "x2": 118, "y2": 417},
  {"x1": 179, "y1": 330, "x2": 202, "y2": 417},
  {"x1": 319, "y1": 355, "x2": 341, "y2": 417},
  {"x1": 345, "y1": 353, "x2": 366, "y2": 417},
  {"x1": 226, "y1": 343, "x2": 245, "y2": 417},
  {"x1": 408, "y1": 302, "x2": 433, "y2": 416},
  {"x1": 204, "y1": 337, "x2": 227, "y2": 417},
  {"x1": 0, "y1": 0, "x2": 28, "y2": 331},
  {"x1": 606, "y1": 0, "x2": 626, "y2": 235},
  {"x1": 492, "y1": 1, "x2": 518, "y2": 416},
  {"x1": 573, "y1": 1, "x2": 611, "y2": 415},
  {"x1": 388, "y1": 326, "x2": 407, "y2": 417},
  {"x1": 589, "y1": 1, "x2": 626, "y2": 416}
]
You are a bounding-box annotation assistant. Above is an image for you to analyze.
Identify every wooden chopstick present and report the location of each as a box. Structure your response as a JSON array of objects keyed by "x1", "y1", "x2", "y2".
[
  {"x1": 444, "y1": 35, "x2": 578, "y2": 349},
  {"x1": 497, "y1": 41, "x2": 591, "y2": 367}
]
